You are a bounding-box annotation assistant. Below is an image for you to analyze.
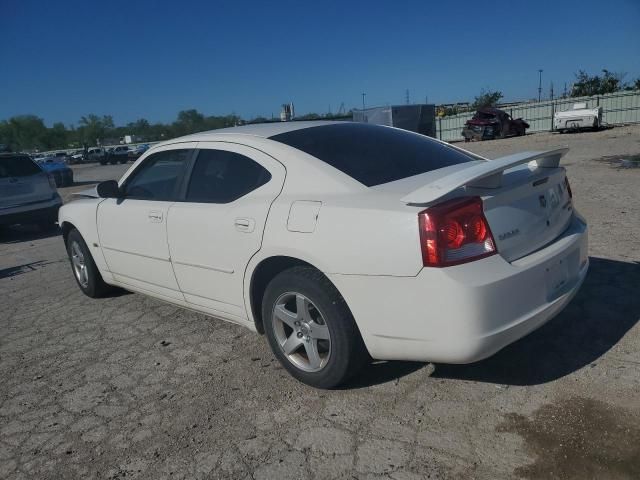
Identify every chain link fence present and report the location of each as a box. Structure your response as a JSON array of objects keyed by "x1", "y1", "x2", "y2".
[{"x1": 436, "y1": 90, "x2": 640, "y2": 142}]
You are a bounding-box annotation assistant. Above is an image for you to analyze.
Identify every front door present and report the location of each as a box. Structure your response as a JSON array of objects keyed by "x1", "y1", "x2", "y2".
[
  {"x1": 97, "y1": 145, "x2": 195, "y2": 300},
  {"x1": 167, "y1": 143, "x2": 285, "y2": 321}
]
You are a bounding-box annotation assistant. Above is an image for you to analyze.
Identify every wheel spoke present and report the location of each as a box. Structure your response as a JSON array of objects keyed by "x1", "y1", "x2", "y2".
[
  {"x1": 282, "y1": 334, "x2": 302, "y2": 355},
  {"x1": 304, "y1": 339, "x2": 322, "y2": 370},
  {"x1": 296, "y1": 294, "x2": 310, "y2": 322},
  {"x1": 311, "y1": 323, "x2": 330, "y2": 340},
  {"x1": 274, "y1": 304, "x2": 298, "y2": 328}
]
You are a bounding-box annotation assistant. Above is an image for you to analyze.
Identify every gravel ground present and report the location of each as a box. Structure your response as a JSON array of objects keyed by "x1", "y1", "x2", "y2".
[{"x1": 1, "y1": 126, "x2": 639, "y2": 479}]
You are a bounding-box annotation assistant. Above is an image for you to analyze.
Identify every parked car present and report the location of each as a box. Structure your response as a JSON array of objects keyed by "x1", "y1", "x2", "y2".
[
  {"x1": 101, "y1": 146, "x2": 130, "y2": 165},
  {"x1": 59, "y1": 122, "x2": 588, "y2": 388},
  {"x1": 462, "y1": 107, "x2": 529, "y2": 141},
  {"x1": 0, "y1": 153, "x2": 62, "y2": 229},
  {"x1": 128, "y1": 144, "x2": 149, "y2": 160},
  {"x1": 554, "y1": 103, "x2": 603, "y2": 133},
  {"x1": 36, "y1": 156, "x2": 74, "y2": 187},
  {"x1": 69, "y1": 150, "x2": 85, "y2": 164},
  {"x1": 87, "y1": 147, "x2": 105, "y2": 162}
]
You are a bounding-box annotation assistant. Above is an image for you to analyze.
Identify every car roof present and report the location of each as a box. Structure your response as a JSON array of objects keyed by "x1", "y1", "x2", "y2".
[{"x1": 167, "y1": 120, "x2": 344, "y2": 143}]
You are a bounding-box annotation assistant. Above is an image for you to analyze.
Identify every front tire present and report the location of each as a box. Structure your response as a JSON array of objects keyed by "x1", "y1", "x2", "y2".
[
  {"x1": 262, "y1": 266, "x2": 368, "y2": 389},
  {"x1": 66, "y1": 229, "x2": 113, "y2": 298}
]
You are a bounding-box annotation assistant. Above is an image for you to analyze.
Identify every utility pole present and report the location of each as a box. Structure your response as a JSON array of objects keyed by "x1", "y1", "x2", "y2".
[
  {"x1": 405, "y1": 89, "x2": 410, "y2": 105},
  {"x1": 550, "y1": 82, "x2": 554, "y2": 101},
  {"x1": 361, "y1": 93, "x2": 366, "y2": 111},
  {"x1": 538, "y1": 69, "x2": 543, "y2": 102}
]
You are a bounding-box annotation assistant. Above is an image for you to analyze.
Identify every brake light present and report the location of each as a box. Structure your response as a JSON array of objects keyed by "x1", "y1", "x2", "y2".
[
  {"x1": 564, "y1": 176, "x2": 573, "y2": 198},
  {"x1": 418, "y1": 197, "x2": 496, "y2": 267}
]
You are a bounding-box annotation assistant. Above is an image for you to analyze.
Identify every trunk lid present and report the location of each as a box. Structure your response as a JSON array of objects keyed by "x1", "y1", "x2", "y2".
[
  {"x1": 393, "y1": 148, "x2": 573, "y2": 263},
  {"x1": 480, "y1": 166, "x2": 572, "y2": 262}
]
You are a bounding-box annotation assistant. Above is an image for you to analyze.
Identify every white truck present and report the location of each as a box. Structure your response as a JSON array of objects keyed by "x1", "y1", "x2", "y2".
[{"x1": 554, "y1": 102, "x2": 603, "y2": 133}]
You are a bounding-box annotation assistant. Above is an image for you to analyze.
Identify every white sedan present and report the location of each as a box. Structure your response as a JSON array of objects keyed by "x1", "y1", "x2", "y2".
[{"x1": 59, "y1": 121, "x2": 588, "y2": 388}]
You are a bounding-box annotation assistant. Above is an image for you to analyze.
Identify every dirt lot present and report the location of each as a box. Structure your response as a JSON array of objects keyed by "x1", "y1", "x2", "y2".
[{"x1": 1, "y1": 126, "x2": 639, "y2": 479}]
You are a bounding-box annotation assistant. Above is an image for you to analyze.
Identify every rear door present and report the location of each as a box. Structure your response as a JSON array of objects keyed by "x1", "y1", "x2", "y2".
[
  {"x1": 167, "y1": 143, "x2": 285, "y2": 320},
  {"x1": 0, "y1": 155, "x2": 54, "y2": 208},
  {"x1": 97, "y1": 144, "x2": 195, "y2": 300}
]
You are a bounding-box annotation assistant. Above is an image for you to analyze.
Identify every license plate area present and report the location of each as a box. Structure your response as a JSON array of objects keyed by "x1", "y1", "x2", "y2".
[{"x1": 545, "y1": 257, "x2": 570, "y2": 300}]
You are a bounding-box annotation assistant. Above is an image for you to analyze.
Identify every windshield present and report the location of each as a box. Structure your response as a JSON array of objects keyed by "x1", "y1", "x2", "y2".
[
  {"x1": 0, "y1": 155, "x2": 42, "y2": 178},
  {"x1": 270, "y1": 123, "x2": 474, "y2": 187}
]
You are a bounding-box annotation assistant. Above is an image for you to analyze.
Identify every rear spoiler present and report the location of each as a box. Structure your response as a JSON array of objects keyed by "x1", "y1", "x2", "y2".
[{"x1": 401, "y1": 147, "x2": 569, "y2": 205}]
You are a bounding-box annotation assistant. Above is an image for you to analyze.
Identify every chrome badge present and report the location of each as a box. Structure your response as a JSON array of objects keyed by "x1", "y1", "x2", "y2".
[{"x1": 498, "y1": 228, "x2": 520, "y2": 241}]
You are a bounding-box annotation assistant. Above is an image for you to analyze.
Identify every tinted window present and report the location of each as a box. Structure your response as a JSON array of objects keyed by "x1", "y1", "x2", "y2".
[
  {"x1": 124, "y1": 149, "x2": 191, "y2": 200},
  {"x1": 185, "y1": 149, "x2": 271, "y2": 203},
  {"x1": 0, "y1": 155, "x2": 42, "y2": 178},
  {"x1": 270, "y1": 123, "x2": 474, "y2": 187}
]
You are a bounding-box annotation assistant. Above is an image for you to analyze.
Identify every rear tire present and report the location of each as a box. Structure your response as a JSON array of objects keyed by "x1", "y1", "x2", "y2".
[
  {"x1": 66, "y1": 229, "x2": 113, "y2": 298},
  {"x1": 262, "y1": 266, "x2": 368, "y2": 389}
]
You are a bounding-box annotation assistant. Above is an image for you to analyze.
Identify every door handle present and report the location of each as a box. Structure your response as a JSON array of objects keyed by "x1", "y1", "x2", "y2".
[
  {"x1": 148, "y1": 210, "x2": 163, "y2": 223},
  {"x1": 234, "y1": 217, "x2": 255, "y2": 232}
]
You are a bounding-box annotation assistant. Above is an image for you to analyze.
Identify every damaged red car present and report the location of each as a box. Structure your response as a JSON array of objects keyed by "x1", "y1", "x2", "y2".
[{"x1": 462, "y1": 107, "x2": 529, "y2": 141}]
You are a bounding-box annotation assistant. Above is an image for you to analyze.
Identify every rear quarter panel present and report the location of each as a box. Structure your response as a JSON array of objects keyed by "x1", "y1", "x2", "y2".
[{"x1": 259, "y1": 192, "x2": 424, "y2": 276}]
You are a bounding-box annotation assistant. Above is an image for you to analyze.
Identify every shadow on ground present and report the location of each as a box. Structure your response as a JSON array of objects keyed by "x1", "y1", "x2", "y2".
[
  {"x1": 347, "y1": 257, "x2": 639, "y2": 389},
  {"x1": 343, "y1": 360, "x2": 426, "y2": 389},
  {"x1": 433, "y1": 257, "x2": 640, "y2": 386}
]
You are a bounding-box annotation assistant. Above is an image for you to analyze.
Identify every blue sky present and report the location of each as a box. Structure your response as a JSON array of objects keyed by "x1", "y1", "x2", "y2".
[{"x1": 1, "y1": 0, "x2": 638, "y2": 126}]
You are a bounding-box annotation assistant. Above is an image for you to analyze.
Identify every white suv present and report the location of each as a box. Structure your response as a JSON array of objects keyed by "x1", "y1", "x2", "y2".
[{"x1": 0, "y1": 153, "x2": 62, "y2": 229}]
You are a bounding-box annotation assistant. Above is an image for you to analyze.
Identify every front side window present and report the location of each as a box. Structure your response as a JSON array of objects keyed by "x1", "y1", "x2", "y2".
[
  {"x1": 185, "y1": 149, "x2": 271, "y2": 203},
  {"x1": 123, "y1": 149, "x2": 191, "y2": 201}
]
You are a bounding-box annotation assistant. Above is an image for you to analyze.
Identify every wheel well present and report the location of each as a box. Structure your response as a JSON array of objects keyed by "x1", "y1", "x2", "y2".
[
  {"x1": 60, "y1": 221, "x2": 76, "y2": 245},
  {"x1": 249, "y1": 256, "x2": 316, "y2": 334}
]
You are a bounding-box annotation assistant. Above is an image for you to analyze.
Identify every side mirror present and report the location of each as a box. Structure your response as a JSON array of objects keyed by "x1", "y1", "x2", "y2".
[{"x1": 96, "y1": 180, "x2": 122, "y2": 198}]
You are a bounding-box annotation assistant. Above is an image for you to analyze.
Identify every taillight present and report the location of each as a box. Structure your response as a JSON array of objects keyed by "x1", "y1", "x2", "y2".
[
  {"x1": 564, "y1": 176, "x2": 573, "y2": 198},
  {"x1": 418, "y1": 197, "x2": 496, "y2": 267},
  {"x1": 47, "y1": 173, "x2": 57, "y2": 189}
]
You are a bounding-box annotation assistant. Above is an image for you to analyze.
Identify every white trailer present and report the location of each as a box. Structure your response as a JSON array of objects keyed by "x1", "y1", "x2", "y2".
[{"x1": 554, "y1": 102, "x2": 603, "y2": 132}]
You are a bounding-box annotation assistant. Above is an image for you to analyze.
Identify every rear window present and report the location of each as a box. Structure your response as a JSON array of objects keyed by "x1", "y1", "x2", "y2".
[
  {"x1": 269, "y1": 123, "x2": 474, "y2": 186},
  {"x1": 0, "y1": 155, "x2": 42, "y2": 178}
]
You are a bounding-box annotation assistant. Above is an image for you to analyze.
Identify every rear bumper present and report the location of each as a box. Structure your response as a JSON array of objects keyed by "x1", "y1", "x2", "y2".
[
  {"x1": 0, "y1": 195, "x2": 62, "y2": 226},
  {"x1": 329, "y1": 213, "x2": 588, "y2": 363}
]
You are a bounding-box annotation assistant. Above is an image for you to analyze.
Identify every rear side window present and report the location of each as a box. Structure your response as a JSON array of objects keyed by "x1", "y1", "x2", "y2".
[
  {"x1": 270, "y1": 123, "x2": 474, "y2": 186},
  {"x1": 123, "y1": 149, "x2": 191, "y2": 201},
  {"x1": 185, "y1": 149, "x2": 271, "y2": 203},
  {"x1": 0, "y1": 155, "x2": 42, "y2": 178}
]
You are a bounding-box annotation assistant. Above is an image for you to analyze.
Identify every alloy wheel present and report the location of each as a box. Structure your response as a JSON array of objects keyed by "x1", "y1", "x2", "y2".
[
  {"x1": 272, "y1": 292, "x2": 331, "y2": 372},
  {"x1": 70, "y1": 241, "x2": 89, "y2": 288}
]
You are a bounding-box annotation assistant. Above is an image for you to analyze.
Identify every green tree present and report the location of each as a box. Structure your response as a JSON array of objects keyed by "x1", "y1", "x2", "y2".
[
  {"x1": 472, "y1": 90, "x2": 503, "y2": 109},
  {"x1": 42, "y1": 122, "x2": 68, "y2": 149},
  {"x1": 0, "y1": 115, "x2": 48, "y2": 151},
  {"x1": 571, "y1": 70, "x2": 625, "y2": 97},
  {"x1": 172, "y1": 109, "x2": 206, "y2": 136},
  {"x1": 77, "y1": 114, "x2": 115, "y2": 146}
]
